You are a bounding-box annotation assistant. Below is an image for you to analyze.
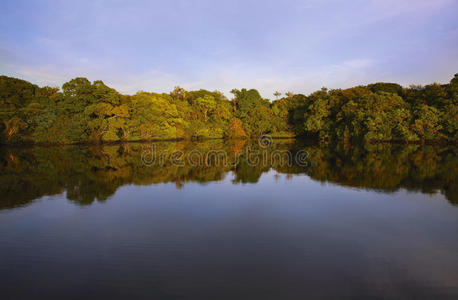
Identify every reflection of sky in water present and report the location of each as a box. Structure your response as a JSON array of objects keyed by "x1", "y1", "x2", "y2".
[{"x1": 1, "y1": 167, "x2": 457, "y2": 298}]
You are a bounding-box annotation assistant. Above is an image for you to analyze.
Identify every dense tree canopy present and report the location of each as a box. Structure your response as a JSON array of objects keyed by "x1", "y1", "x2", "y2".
[{"x1": 0, "y1": 74, "x2": 456, "y2": 145}]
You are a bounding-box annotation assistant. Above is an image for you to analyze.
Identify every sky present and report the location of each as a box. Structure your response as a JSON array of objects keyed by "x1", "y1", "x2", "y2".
[{"x1": 0, "y1": 0, "x2": 457, "y2": 98}]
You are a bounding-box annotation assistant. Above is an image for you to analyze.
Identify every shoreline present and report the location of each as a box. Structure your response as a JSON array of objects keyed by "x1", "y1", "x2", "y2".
[{"x1": 0, "y1": 136, "x2": 455, "y2": 148}]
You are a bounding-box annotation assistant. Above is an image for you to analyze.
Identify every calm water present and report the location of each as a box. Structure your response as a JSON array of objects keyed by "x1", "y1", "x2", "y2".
[{"x1": 0, "y1": 140, "x2": 457, "y2": 299}]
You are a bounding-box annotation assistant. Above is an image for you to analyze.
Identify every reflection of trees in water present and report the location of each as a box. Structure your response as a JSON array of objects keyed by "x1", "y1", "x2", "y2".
[
  {"x1": 299, "y1": 143, "x2": 457, "y2": 204},
  {"x1": 0, "y1": 140, "x2": 456, "y2": 209}
]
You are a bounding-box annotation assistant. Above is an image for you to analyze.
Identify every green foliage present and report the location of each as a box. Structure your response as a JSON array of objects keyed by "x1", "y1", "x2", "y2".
[
  {"x1": 304, "y1": 88, "x2": 333, "y2": 141},
  {"x1": 0, "y1": 74, "x2": 456, "y2": 145},
  {"x1": 234, "y1": 88, "x2": 264, "y2": 116},
  {"x1": 367, "y1": 82, "x2": 403, "y2": 96},
  {"x1": 195, "y1": 95, "x2": 217, "y2": 122},
  {"x1": 411, "y1": 104, "x2": 443, "y2": 141}
]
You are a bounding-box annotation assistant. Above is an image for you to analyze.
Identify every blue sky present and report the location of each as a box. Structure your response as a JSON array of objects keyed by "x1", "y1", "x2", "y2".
[{"x1": 1, "y1": 0, "x2": 457, "y2": 98}]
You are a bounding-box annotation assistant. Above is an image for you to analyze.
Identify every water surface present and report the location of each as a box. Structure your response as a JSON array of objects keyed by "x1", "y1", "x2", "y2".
[{"x1": 0, "y1": 140, "x2": 457, "y2": 299}]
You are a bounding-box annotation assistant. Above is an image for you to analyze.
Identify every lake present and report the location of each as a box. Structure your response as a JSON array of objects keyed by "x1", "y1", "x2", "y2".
[{"x1": 0, "y1": 139, "x2": 457, "y2": 299}]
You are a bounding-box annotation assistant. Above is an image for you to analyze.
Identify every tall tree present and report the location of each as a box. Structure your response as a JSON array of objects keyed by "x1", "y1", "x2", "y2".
[
  {"x1": 285, "y1": 91, "x2": 294, "y2": 98},
  {"x1": 196, "y1": 95, "x2": 217, "y2": 122},
  {"x1": 230, "y1": 88, "x2": 239, "y2": 112}
]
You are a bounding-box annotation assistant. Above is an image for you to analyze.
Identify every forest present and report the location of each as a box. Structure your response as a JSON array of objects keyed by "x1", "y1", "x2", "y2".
[{"x1": 0, "y1": 74, "x2": 457, "y2": 145}]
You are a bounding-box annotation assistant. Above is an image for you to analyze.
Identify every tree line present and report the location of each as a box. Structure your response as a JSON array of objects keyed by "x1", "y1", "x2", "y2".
[{"x1": 0, "y1": 74, "x2": 456, "y2": 144}]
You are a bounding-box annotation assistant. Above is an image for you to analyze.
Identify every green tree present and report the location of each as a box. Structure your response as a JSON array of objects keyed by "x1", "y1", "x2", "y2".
[
  {"x1": 196, "y1": 95, "x2": 217, "y2": 122},
  {"x1": 411, "y1": 104, "x2": 443, "y2": 141}
]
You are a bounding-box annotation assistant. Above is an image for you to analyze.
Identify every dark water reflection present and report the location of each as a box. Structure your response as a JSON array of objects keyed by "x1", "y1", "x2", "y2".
[
  {"x1": 1, "y1": 139, "x2": 456, "y2": 207},
  {"x1": 0, "y1": 140, "x2": 457, "y2": 299}
]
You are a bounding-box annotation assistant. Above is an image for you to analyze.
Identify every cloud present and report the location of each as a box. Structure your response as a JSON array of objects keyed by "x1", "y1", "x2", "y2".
[
  {"x1": 14, "y1": 67, "x2": 68, "y2": 87},
  {"x1": 1, "y1": 0, "x2": 456, "y2": 97},
  {"x1": 153, "y1": 58, "x2": 378, "y2": 98}
]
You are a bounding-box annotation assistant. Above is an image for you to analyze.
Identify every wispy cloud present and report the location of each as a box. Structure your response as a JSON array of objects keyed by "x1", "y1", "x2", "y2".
[{"x1": 0, "y1": 0, "x2": 457, "y2": 96}]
